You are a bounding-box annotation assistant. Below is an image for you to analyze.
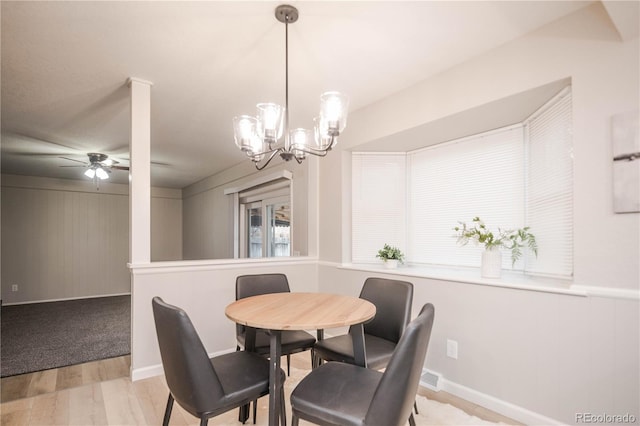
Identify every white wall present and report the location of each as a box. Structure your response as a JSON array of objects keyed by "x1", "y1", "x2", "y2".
[
  {"x1": 1, "y1": 174, "x2": 182, "y2": 303},
  {"x1": 181, "y1": 158, "x2": 310, "y2": 260},
  {"x1": 318, "y1": 3, "x2": 639, "y2": 425}
]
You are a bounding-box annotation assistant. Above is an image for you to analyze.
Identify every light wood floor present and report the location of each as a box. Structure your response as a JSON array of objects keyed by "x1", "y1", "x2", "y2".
[{"x1": 1, "y1": 353, "x2": 521, "y2": 425}]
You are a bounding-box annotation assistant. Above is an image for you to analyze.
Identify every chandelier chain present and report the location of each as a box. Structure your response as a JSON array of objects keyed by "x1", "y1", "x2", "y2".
[{"x1": 285, "y1": 11, "x2": 290, "y2": 151}]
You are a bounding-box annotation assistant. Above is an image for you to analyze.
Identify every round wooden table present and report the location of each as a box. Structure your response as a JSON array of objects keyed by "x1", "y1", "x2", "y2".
[{"x1": 226, "y1": 292, "x2": 376, "y2": 426}]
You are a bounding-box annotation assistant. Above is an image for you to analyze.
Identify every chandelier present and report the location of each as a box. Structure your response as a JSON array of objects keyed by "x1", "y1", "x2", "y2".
[{"x1": 233, "y1": 5, "x2": 349, "y2": 170}]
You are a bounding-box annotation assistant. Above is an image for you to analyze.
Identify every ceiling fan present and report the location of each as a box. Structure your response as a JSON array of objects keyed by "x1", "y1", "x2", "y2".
[{"x1": 60, "y1": 152, "x2": 129, "y2": 188}]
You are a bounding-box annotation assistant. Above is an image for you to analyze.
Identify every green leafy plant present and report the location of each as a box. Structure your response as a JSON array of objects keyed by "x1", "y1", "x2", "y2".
[
  {"x1": 453, "y1": 217, "x2": 538, "y2": 266},
  {"x1": 376, "y1": 243, "x2": 405, "y2": 263}
]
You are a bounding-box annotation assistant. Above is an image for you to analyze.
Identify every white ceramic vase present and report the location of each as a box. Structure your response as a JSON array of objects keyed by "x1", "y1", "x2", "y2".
[
  {"x1": 481, "y1": 247, "x2": 502, "y2": 278},
  {"x1": 384, "y1": 259, "x2": 399, "y2": 269}
]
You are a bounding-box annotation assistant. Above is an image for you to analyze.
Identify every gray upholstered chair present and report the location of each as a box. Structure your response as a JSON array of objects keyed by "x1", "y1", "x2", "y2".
[
  {"x1": 152, "y1": 297, "x2": 285, "y2": 426},
  {"x1": 236, "y1": 273, "x2": 316, "y2": 375},
  {"x1": 312, "y1": 277, "x2": 413, "y2": 370},
  {"x1": 290, "y1": 303, "x2": 435, "y2": 426}
]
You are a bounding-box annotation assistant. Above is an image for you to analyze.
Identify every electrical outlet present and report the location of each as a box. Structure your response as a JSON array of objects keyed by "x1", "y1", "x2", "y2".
[
  {"x1": 11, "y1": 284, "x2": 18, "y2": 292},
  {"x1": 446, "y1": 339, "x2": 458, "y2": 359}
]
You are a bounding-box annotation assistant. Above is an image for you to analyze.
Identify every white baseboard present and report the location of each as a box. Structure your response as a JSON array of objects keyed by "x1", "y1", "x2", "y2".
[
  {"x1": 2, "y1": 292, "x2": 131, "y2": 306},
  {"x1": 439, "y1": 376, "x2": 564, "y2": 425},
  {"x1": 131, "y1": 363, "x2": 164, "y2": 382},
  {"x1": 131, "y1": 347, "x2": 235, "y2": 382}
]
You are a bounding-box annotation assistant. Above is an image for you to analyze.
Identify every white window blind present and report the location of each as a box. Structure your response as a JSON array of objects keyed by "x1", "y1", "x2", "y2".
[
  {"x1": 351, "y1": 88, "x2": 573, "y2": 278},
  {"x1": 408, "y1": 126, "x2": 525, "y2": 268},
  {"x1": 524, "y1": 89, "x2": 573, "y2": 277},
  {"x1": 351, "y1": 153, "x2": 406, "y2": 263}
]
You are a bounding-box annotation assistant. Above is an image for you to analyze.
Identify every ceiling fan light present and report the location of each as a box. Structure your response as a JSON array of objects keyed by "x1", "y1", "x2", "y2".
[
  {"x1": 95, "y1": 167, "x2": 109, "y2": 180},
  {"x1": 84, "y1": 168, "x2": 96, "y2": 179}
]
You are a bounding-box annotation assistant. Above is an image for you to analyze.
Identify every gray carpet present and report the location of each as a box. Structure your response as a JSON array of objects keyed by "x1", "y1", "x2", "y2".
[{"x1": 1, "y1": 295, "x2": 130, "y2": 377}]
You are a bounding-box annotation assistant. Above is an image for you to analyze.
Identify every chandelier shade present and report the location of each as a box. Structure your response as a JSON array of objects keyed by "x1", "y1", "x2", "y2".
[
  {"x1": 256, "y1": 103, "x2": 284, "y2": 143},
  {"x1": 319, "y1": 91, "x2": 349, "y2": 134},
  {"x1": 233, "y1": 115, "x2": 259, "y2": 152},
  {"x1": 291, "y1": 128, "x2": 311, "y2": 148},
  {"x1": 232, "y1": 4, "x2": 349, "y2": 170}
]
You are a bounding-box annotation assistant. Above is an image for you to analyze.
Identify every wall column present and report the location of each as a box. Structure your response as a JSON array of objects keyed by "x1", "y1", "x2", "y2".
[{"x1": 128, "y1": 78, "x2": 153, "y2": 264}]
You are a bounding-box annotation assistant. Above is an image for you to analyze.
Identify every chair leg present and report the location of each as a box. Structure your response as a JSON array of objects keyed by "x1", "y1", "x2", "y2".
[
  {"x1": 163, "y1": 394, "x2": 174, "y2": 426},
  {"x1": 287, "y1": 354, "x2": 291, "y2": 376},
  {"x1": 280, "y1": 385, "x2": 287, "y2": 426},
  {"x1": 414, "y1": 400, "x2": 419, "y2": 414},
  {"x1": 291, "y1": 414, "x2": 299, "y2": 426},
  {"x1": 199, "y1": 417, "x2": 208, "y2": 426},
  {"x1": 409, "y1": 412, "x2": 416, "y2": 426},
  {"x1": 252, "y1": 399, "x2": 257, "y2": 424},
  {"x1": 239, "y1": 403, "x2": 250, "y2": 424},
  {"x1": 311, "y1": 352, "x2": 322, "y2": 369}
]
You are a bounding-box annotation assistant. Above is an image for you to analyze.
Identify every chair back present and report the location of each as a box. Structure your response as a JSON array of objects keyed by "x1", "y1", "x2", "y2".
[
  {"x1": 365, "y1": 303, "x2": 435, "y2": 426},
  {"x1": 351, "y1": 277, "x2": 413, "y2": 343},
  {"x1": 152, "y1": 297, "x2": 224, "y2": 416},
  {"x1": 235, "y1": 273, "x2": 291, "y2": 337},
  {"x1": 236, "y1": 273, "x2": 291, "y2": 299}
]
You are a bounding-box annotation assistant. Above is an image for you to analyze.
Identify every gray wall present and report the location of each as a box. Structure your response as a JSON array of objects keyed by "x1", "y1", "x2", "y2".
[
  {"x1": 1, "y1": 174, "x2": 182, "y2": 303},
  {"x1": 181, "y1": 159, "x2": 309, "y2": 260}
]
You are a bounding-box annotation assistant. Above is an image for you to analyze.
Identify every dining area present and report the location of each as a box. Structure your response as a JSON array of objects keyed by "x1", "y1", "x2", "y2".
[{"x1": 150, "y1": 273, "x2": 435, "y2": 426}]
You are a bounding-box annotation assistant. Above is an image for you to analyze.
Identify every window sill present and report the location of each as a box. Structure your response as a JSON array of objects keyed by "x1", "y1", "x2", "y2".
[{"x1": 338, "y1": 263, "x2": 585, "y2": 297}]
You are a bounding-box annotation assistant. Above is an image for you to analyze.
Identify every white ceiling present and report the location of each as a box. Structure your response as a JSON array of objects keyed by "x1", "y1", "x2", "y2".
[{"x1": 1, "y1": 1, "x2": 595, "y2": 188}]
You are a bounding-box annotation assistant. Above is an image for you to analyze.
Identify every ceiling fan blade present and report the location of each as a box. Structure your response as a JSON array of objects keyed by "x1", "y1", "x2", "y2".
[
  {"x1": 2, "y1": 132, "x2": 83, "y2": 154},
  {"x1": 100, "y1": 158, "x2": 119, "y2": 166},
  {"x1": 16, "y1": 152, "x2": 75, "y2": 157},
  {"x1": 59, "y1": 165, "x2": 87, "y2": 168},
  {"x1": 111, "y1": 165, "x2": 129, "y2": 171},
  {"x1": 59, "y1": 156, "x2": 88, "y2": 164}
]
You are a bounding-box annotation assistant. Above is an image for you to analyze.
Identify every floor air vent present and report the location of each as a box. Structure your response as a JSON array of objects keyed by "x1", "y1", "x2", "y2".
[{"x1": 420, "y1": 369, "x2": 442, "y2": 391}]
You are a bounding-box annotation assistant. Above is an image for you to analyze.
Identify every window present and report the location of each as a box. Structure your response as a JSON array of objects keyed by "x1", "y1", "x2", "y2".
[
  {"x1": 524, "y1": 90, "x2": 573, "y2": 276},
  {"x1": 352, "y1": 154, "x2": 406, "y2": 264},
  {"x1": 352, "y1": 87, "x2": 573, "y2": 277},
  {"x1": 225, "y1": 171, "x2": 293, "y2": 259},
  {"x1": 239, "y1": 181, "x2": 291, "y2": 258}
]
